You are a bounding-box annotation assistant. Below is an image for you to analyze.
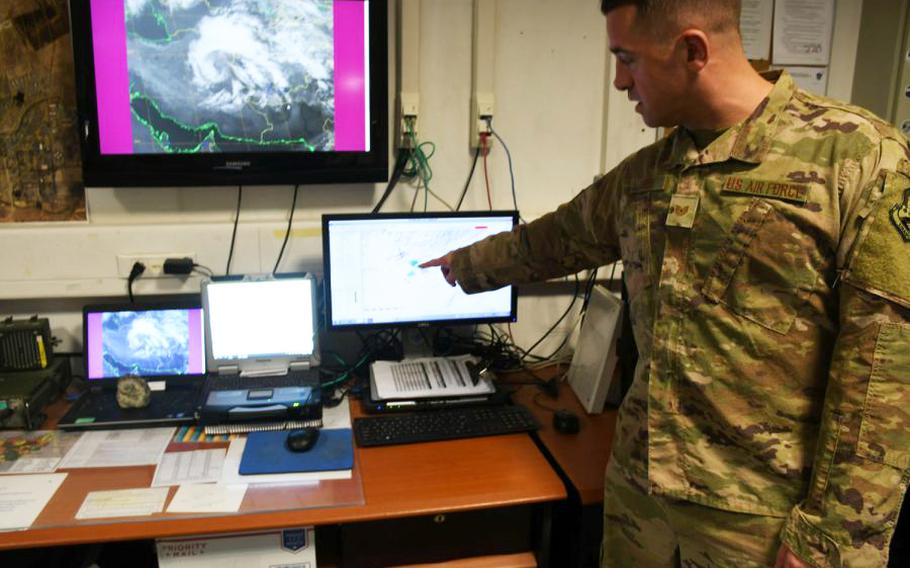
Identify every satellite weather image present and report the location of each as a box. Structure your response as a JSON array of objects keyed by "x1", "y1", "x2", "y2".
[
  {"x1": 124, "y1": 0, "x2": 335, "y2": 153},
  {"x1": 102, "y1": 310, "x2": 191, "y2": 377}
]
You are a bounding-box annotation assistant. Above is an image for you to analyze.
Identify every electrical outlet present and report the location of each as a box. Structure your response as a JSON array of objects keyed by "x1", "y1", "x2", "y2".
[
  {"x1": 470, "y1": 93, "x2": 495, "y2": 148},
  {"x1": 398, "y1": 93, "x2": 420, "y2": 148},
  {"x1": 116, "y1": 253, "x2": 196, "y2": 278}
]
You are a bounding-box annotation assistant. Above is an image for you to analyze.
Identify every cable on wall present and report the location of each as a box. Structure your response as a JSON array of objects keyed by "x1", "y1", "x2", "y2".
[
  {"x1": 486, "y1": 117, "x2": 521, "y2": 219},
  {"x1": 481, "y1": 133, "x2": 492, "y2": 209},
  {"x1": 455, "y1": 145, "x2": 482, "y2": 211},
  {"x1": 127, "y1": 261, "x2": 145, "y2": 303},
  {"x1": 372, "y1": 149, "x2": 412, "y2": 213},
  {"x1": 225, "y1": 185, "x2": 243, "y2": 275},
  {"x1": 273, "y1": 184, "x2": 300, "y2": 275}
]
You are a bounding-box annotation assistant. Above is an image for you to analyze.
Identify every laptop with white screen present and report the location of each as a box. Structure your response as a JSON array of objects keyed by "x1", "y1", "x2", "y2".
[
  {"x1": 59, "y1": 300, "x2": 205, "y2": 430},
  {"x1": 199, "y1": 274, "x2": 322, "y2": 429}
]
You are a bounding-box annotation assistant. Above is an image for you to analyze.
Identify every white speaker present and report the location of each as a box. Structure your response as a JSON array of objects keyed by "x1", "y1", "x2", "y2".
[{"x1": 567, "y1": 284, "x2": 623, "y2": 414}]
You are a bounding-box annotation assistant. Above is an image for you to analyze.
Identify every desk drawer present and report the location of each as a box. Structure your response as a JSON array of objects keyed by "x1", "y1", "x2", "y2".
[{"x1": 341, "y1": 505, "x2": 535, "y2": 568}]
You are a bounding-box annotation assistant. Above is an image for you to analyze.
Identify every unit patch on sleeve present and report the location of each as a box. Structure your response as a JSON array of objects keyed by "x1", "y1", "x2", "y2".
[
  {"x1": 722, "y1": 177, "x2": 809, "y2": 204},
  {"x1": 890, "y1": 188, "x2": 910, "y2": 242}
]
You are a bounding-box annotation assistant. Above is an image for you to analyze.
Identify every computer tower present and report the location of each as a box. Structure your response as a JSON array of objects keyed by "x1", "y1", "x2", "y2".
[{"x1": 567, "y1": 285, "x2": 623, "y2": 414}]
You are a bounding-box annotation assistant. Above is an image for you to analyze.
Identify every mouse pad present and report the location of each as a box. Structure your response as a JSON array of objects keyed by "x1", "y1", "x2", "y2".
[{"x1": 239, "y1": 429, "x2": 354, "y2": 475}]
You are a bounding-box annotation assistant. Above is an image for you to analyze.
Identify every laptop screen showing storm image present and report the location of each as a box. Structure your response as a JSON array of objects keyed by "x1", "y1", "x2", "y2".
[{"x1": 84, "y1": 306, "x2": 205, "y2": 380}]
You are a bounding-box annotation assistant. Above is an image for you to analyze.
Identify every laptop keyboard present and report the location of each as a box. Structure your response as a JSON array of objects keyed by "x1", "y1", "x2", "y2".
[
  {"x1": 208, "y1": 370, "x2": 316, "y2": 391},
  {"x1": 80, "y1": 388, "x2": 198, "y2": 414}
]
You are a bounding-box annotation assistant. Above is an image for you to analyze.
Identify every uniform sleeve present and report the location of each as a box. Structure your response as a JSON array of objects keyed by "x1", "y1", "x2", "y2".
[
  {"x1": 450, "y1": 170, "x2": 623, "y2": 294},
  {"x1": 781, "y1": 143, "x2": 910, "y2": 567}
]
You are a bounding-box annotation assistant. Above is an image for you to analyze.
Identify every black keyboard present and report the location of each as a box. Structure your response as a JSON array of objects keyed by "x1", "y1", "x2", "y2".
[
  {"x1": 353, "y1": 405, "x2": 539, "y2": 447},
  {"x1": 208, "y1": 370, "x2": 316, "y2": 391}
]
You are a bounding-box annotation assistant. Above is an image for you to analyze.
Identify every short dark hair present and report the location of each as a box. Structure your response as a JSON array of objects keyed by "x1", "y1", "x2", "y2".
[{"x1": 600, "y1": 0, "x2": 741, "y2": 34}]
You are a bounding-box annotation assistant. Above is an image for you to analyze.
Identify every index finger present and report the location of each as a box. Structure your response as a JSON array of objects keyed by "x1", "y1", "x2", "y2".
[{"x1": 419, "y1": 257, "x2": 445, "y2": 268}]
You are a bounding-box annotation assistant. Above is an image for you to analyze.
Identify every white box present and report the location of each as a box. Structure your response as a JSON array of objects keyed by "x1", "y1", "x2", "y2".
[
  {"x1": 567, "y1": 285, "x2": 623, "y2": 414},
  {"x1": 157, "y1": 527, "x2": 316, "y2": 568}
]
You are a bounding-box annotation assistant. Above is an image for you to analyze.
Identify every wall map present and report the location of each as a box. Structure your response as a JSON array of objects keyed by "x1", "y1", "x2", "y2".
[{"x1": 0, "y1": 0, "x2": 86, "y2": 222}]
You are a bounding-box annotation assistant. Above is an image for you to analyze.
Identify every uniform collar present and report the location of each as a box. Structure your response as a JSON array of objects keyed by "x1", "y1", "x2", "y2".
[{"x1": 666, "y1": 70, "x2": 795, "y2": 172}]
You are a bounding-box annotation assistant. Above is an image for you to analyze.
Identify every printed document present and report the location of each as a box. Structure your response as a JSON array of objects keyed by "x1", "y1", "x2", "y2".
[
  {"x1": 166, "y1": 483, "x2": 247, "y2": 513},
  {"x1": 58, "y1": 428, "x2": 174, "y2": 469},
  {"x1": 371, "y1": 355, "x2": 494, "y2": 400},
  {"x1": 152, "y1": 449, "x2": 226, "y2": 487},
  {"x1": 0, "y1": 473, "x2": 67, "y2": 530},
  {"x1": 76, "y1": 487, "x2": 169, "y2": 519}
]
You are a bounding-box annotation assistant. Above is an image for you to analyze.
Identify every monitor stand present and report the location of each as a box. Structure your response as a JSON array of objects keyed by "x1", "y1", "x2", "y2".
[{"x1": 398, "y1": 327, "x2": 434, "y2": 359}]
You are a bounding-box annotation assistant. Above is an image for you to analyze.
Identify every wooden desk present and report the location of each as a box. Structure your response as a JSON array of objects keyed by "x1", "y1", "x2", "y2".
[
  {"x1": 505, "y1": 368, "x2": 618, "y2": 568},
  {"x1": 0, "y1": 399, "x2": 566, "y2": 567},
  {"x1": 509, "y1": 373, "x2": 617, "y2": 505}
]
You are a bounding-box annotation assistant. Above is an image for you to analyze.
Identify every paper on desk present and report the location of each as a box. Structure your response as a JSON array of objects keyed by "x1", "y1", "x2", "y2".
[
  {"x1": 76, "y1": 487, "x2": 169, "y2": 519},
  {"x1": 321, "y1": 399, "x2": 352, "y2": 429},
  {"x1": 0, "y1": 473, "x2": 67, "y2": 530},
  {"x1": 166, "y1": 483, "x2": 247, "y2": 513},
  {"x1": 221, "y1": 437, "x2": 351, "y2": 485},
  {"x1": 0, "y1": 431, "x2": 82, "y2": 474},
  {"x1": 152, "y1": 449, "x2": 226, "y2": 487},
  {"x1": 58, "y1": 427, "x2": 174, "y2": 469}
]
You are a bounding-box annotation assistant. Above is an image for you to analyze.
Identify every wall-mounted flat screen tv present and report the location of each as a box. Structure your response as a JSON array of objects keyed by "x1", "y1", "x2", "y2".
[{"x1": 69, "y1": 0, "x2": 388, "y2": 187}]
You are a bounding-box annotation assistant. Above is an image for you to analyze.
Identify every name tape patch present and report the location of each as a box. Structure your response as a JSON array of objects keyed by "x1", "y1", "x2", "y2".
[{"x1": 722, "y1": 177, "x2": 809, "y2": 204}]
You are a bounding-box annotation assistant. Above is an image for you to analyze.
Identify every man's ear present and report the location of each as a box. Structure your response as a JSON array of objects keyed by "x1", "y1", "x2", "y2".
[{"x1": 680, "y1": 29, "x2": 709, "y2": 71}]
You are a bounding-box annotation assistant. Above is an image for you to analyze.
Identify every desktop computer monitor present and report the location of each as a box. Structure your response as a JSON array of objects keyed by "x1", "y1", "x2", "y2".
[{"x1": 322, "y1": 212, "x2": 518, "y2": 330}]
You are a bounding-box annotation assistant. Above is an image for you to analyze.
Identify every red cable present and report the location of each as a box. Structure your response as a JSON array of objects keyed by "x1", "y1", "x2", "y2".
[{"x1": 481, "y1": 133, "x2": 492, "y2": 210}]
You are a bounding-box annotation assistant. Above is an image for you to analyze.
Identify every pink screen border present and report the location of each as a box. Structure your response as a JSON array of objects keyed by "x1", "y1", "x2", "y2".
[
  {"x1": 85, "y1": 309, "x2": 204, "y2": 380},
  {"x1": 90, "y1": 0, "x2": 368, "y2": 154}
]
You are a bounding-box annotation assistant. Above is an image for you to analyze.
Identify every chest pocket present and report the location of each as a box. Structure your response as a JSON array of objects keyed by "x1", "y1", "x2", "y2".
[
  {"x1": 701, "y1": 198, "x2": 816, "y2": 334},
  {"x1": 619, "y1": 186, "x2": 669, "y2": 301}
]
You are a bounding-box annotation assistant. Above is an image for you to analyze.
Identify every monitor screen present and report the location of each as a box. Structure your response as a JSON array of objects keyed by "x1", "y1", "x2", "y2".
[
  {"x1": 203, "y1": 278, "x2": 315, "y2": 361},
  {"x1": 84, "y1": 304, "x2": 205, "y2": 380},
  {"x1": 69, "y1": 0, "x2": 388, "y2": 186},
  {"x1": 322, "y1": 212, "x2": 518, "y2": 329}
]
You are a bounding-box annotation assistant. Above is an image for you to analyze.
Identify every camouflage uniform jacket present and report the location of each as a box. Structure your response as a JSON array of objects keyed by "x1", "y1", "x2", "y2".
[{"x1": 449, "y1": 72, "x2": 910, "y2": 567}]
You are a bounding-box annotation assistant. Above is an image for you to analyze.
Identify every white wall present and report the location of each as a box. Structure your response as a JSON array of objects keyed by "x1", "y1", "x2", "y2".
[{"x1": 0, "y1": 0, "x2": 863, "y2": 354}]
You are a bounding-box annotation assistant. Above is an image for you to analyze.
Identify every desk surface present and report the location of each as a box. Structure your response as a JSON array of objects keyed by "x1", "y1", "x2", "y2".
[
  {"x1": 0, "y1": 398, "x2": 566, "y2": 551},
  {"x1": 506, "y1": 368, "x2": 617, "y2": 505}
]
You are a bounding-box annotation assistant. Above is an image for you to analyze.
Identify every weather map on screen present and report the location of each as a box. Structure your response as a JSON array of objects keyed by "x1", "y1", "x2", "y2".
[
  {"x1": 85, "y1": 308, "x2": 205, "y2": 380},
  {"x1": 90, "y1": 0, "x2": 368, "y2": 155}
]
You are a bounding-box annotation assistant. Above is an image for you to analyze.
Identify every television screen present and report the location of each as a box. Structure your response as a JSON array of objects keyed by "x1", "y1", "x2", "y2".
[
  {"x1": 322, "y1": 212, "x2": 519, "y2": 329},
  {"x1": 69, "y1": 0, "x2": 388, "y2": 186}
]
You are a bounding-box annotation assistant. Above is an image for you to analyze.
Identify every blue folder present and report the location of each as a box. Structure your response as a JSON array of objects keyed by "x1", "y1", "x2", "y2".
[{"x1": 239, "y1": 428, "x2": 354, "y2": 475}]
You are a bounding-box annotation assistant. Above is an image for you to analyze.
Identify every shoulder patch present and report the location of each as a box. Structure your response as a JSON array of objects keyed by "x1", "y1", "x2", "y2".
[
  {"x1": 891, "y1": 188, "x2": 910, "y2": 242},
  {"x1": 845, "y1": 172, "x2": 910, "y2": 308}
]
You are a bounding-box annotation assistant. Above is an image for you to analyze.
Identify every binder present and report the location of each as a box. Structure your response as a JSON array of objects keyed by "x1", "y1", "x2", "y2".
[{"x1": 239, "y1": 428, "x2": 353, "y2": 475}]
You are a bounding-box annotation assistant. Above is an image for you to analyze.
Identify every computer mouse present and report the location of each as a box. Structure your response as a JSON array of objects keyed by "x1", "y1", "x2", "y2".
[
  {"x1": 286, "y1": 428, "x2": 320, "y2": 452},
  {"x1": 553, "y1": 409, "x2": 581, "y2": 434}
]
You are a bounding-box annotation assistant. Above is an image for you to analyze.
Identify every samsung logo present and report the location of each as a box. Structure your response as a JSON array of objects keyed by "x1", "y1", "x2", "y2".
[{"x1": 216, "y1": 161, "x2": 252, "y2": 171}]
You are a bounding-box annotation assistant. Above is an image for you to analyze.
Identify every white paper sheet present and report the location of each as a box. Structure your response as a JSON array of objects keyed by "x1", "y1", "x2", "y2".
[
  {"x1": 76, "y1": 487, "x2": 169, "y2": 519},
  {"x1": 5, "y1": 458, "x2": 63, "y2": 474},
  {"x1": 321, "y1": 399, "x2": 352, "y2": 430},
  {"x1": 152, "y1": 449, "x2": 226, "y2": 487},
  {"x1": 371, "y1": 355, "x2": 494, "y2": 400},
  {"x1": 58, "y1": 427, "x2": 174, "y2": 469},
  {"x1": 741, "y1": 0, "x2": 773, "y2": 60},
  {"x1": 0, "y1": 473, "x2": 67, "y2": 530},
  {"x1": 772, "y1": 0, "x2": 834, "y2": 66},
  {"x1": 221, "y1": 438, "x2": 351, "y2": 485},
  {"x1": 166, "y1": 483, "x2": 247, "y2": 513},
  {"x1": 772, "y1": 65, "x2": 828, "y2": 95}
]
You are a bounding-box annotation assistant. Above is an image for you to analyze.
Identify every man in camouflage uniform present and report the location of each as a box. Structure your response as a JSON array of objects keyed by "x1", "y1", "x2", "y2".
[{"x1": 422, "y1": 1, "x2": 910, "y2": 566}]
